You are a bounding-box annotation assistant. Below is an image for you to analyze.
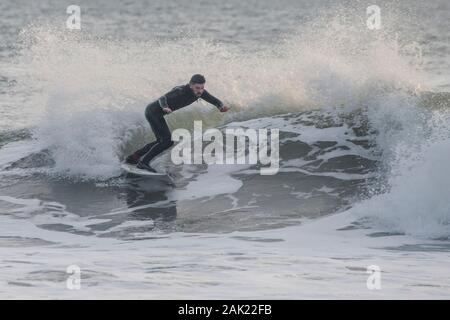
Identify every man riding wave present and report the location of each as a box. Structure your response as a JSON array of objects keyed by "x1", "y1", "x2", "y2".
[{"x1": 125, "y1": 74, "x2": 230, "y2": 172}]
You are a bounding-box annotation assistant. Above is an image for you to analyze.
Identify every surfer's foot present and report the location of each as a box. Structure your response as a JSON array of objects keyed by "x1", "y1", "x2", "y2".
[
  {"x1": 136, "y1": 161, "x2": 157, "y2": 173},
  {"x1": 125, "y1": 153, "x2": 140, "y2": 165}
]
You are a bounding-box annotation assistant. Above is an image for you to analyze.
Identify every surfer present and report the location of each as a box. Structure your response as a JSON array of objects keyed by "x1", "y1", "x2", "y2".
[{"x1": 125, "y1": 74, "x2": 230, "y2": 172}]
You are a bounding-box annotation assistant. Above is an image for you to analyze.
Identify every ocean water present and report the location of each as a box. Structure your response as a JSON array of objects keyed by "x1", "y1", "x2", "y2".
[{"x1": 0, "y1": 0, "x2": 449, "y2": 298}]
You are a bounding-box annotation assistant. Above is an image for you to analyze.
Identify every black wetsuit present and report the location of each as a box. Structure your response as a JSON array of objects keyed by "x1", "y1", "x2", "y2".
[{"x1": 131, "y1": 84, "x2": 224, "y2": 165}]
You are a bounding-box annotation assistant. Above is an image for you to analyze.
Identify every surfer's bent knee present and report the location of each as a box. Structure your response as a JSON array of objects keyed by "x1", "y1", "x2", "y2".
[{"x1": 160, "y1": 138, "x2": 174, "y2": 149}]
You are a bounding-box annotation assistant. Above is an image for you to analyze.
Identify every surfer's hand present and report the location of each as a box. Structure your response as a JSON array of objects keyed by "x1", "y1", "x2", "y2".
[
  {"x1": 219, "y1": 105, "x2": 230, "y2": 112},
  {"x1": 163, "y1": 107, "x2": 172, "y2": 114}
]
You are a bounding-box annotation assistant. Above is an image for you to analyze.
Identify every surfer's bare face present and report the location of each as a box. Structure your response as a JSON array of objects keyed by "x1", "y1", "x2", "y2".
[{"x1": 190, "y1": 83, "x2": 205, "y2": 97}]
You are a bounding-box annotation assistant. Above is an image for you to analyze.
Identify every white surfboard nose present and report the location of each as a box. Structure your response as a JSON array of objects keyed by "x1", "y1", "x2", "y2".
[{"x1": 121, "y1": 163, "x2": 166, "y2": 176}]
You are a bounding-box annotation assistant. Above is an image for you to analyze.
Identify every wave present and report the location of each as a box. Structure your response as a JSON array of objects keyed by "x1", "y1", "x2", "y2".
[
  {"x1": 5, "y1": 11, "x2": 427, "y2": 178},
  {"x1": 349, "y1": 104, "x2": 450, "y2": 239},
  {"x1": 1, "y1": 6, "x2": 449, "y2": 238}
]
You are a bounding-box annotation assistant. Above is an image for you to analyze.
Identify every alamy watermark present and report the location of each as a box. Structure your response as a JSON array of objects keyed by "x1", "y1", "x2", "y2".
[
  {"x1": 366, "y1": 5, "x2": 381, "y2": 30},
  {"x1": 66, "y1": 5, "x2": 81, "y2": 30},
  {"x1": 171, "y1": 121, "x2": 279, "y2": 175},
  {"x1": 366, "y1": 265, "x2": 381, "y2": 290},
  {"x1": 66, "y1": 264, "x2": 81, "y2": 290}
]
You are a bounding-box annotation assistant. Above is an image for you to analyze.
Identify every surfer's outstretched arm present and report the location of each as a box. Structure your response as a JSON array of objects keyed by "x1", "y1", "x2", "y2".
[
  {"x1": 200, "y1": 90, "x2": 223, "y2": 109},
  {"x1": 201, "y1": 90, "x2": 230, "y2": 112}
]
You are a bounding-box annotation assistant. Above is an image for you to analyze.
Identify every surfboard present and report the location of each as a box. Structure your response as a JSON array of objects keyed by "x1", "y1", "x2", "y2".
[{"x1": 121, "y1": 163, "x2": 167, "y2": 177}]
